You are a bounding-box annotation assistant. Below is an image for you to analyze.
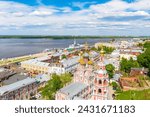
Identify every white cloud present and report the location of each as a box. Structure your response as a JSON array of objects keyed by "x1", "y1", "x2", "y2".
[
  {"x1": 72, "y1": 1, "x2": 97, "y2": 9},
  {"x1": 29, "y1": 7, "x2": 57, "y2": 16},
  {"x1": 131, "y1": 0, "x2": 150, "y2": 10},
  {"x1": 0, "y1": 0, "x2": 149, "y2": 35}
]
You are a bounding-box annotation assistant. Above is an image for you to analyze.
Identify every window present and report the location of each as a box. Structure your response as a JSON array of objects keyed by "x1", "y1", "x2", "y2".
[
  {"x1": 94, "y1": 79, "x2": 97, "y2": 84},
  {"x1": 98, "y1": 89, "x2": 102, "y2": 93},
  {"x1": 99, "y1": 80, "x2": 102, "y2": 84},
  {"x1": 104, "y1": 80, "x2": 107, "y2": 85}
]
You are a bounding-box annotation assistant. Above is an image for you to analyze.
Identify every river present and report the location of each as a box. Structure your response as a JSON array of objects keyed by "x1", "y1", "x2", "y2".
[{"x1": 0, "y1": 38, "x2": 112, "y2": 59}]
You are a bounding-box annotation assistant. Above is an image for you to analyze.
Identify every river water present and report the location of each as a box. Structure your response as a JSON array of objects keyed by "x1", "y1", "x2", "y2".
[{"x1": 0, "y1": 38, "x2": 112, "y2": 59}]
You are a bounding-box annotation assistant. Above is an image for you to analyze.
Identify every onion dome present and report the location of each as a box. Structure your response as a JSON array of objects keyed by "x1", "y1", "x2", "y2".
[
  {"x1": 83, "y1": 52, "x2": 89, "y2": 58},
  {"x1": 96, "y1": 69, "x2": 108, "y2": 77},
  {"x1": 88, "y1": 60, "x2": 93, "y2": 65},
  {"x1": 78, "y1": 58, "x2": 85, "y2": 65},
  {"x1": 100, "y1": 48, "x2": 105, "y2": 56}
]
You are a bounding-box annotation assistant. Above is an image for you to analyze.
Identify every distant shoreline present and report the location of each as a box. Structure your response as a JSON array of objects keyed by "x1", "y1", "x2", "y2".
[{"x1": 0, "y1": 35, "x2": 149, "y2": 39}]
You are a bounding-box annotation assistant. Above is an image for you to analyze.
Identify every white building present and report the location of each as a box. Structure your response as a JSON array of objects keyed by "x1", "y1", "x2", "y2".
[
  {"x1": 48, "y1": 56, "x2": 80, "y2": 74},
  {"x1": 120, "y1": 54, "x2": 137, "y2": 60}
]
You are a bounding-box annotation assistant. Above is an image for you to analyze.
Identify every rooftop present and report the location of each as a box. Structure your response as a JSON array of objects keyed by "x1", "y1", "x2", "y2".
[
  {"x1": 59, "y1": 82, "x2": 88, "y2": 99},
  {"x1": 60, "y1": 56, "x2": 80, "y2": 68},
  {"x1": 21, "y1": 59, "x2": 50, "y2": 67},
  {"x1": 0, "y1": 69, "x2": 16, "y2": 80},
  {"x1": 0, "y1": 77, "x2": 36, "y2": 96},
  {"x1": 3, "y1": 74, "x2": 27, "y2": 85},
  {"x1": 35, "y1": 56, "x2": 50, "y2": 61},
  {"x1": 131, "y1": 68, "x2": 149, "y2": 72},
  {"x1": 35, "y1": 74, "x2": 50, "y2": 83}
]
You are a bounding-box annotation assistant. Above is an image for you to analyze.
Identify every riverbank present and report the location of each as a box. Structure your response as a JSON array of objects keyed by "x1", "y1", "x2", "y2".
[
  {"x1": 0, "y1": 35, "x2": 148, "y2": 39},
  {"x1": 0, "y1": 52, "x2": 52, "y2": 67}
]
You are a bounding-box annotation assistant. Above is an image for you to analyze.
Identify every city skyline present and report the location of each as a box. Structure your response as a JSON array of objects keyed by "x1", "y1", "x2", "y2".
[{"x1": 0, "y1": 0, "x2": 150, "y2": 36}]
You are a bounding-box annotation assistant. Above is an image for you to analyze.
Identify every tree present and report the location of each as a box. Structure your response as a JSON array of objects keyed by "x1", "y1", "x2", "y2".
[
  {"x1": 41, "y1": 73, "x2": 72, "y2": 100},
  {"x1": 91, "y1": 47, "x2": 97, "y2": 51},
  {"x1": 106, "y1": 64, "x2": 115, "y2": 78},
  {"x1": 111, "y1": 82, "x2": 118, "y2": 90},
  {"x1": 120, "y1": 58, "x2": 139, "y2": 73},
  {"x1": 137, "y1": 48, "x2": 150, "y2": 68},
  {"x1": 61, "y1": 54, "x2": 67, "y2": 59},
  {"x1": 143, "y1": 41, "x2": 150, "y2": 48},
  {"x1": 52, "y1": 74, "x2": 63, "y2": 91},
  {"x1": 60, "y1": 73, "x2": 72, "y2": 85},
  {"x1": 41, "y1": 74, "x2": 62, "y2": 100},
  {"x1": 97, "y1": 46, "x2": 115, "y2": 54},
  {"x1": 137, "y1": 47, "x2": 150, "y2": 77}
]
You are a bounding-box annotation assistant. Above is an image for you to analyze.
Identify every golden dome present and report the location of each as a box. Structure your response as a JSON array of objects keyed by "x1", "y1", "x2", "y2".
[
  {"x1": 78, "y1": 58, "x2": 93, "y2": 65},
  {"x1": 100, "y1": 47, "x2": 105, "y2": 56},
  {"x1": 88, "y1": 60, "x2": 93, "y2": 65},
  {"x1": 78, "y1": 58, "x2": 85, "y2": 65}
]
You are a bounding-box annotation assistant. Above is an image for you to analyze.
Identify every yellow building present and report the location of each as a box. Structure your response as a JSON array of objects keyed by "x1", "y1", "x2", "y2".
[{"x1": 21, "y1": 59, "x2": 50, "y2": 75}]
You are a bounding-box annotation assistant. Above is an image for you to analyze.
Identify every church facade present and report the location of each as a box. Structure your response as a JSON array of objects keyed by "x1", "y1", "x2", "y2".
[{"x1": 55, "y1": 49, "x2": 109, "y2": 100}]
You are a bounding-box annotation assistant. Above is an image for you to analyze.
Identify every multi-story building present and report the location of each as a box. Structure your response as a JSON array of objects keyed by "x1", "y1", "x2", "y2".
[
  {"x1": 0, "y1": 77, "x2": 38, "y2": 100},
  {"x1": 20, "y1": 56, "x2": 51, "y2": 75},
  {"x1": 21, "y1": 59, "x2": 50, "y2": 75},
  {"x1": 0, "y1": 74, "x2": 49, "y2": 100},
  {"x1": 55, "y1": 49, "x2": 109, "y2": 100},
  {"x1": 48, "y1": 56, "x2": 80, "y2": 74},
  {"x1": 21, "y1": 56, "x2": 80, "y2": 75}
]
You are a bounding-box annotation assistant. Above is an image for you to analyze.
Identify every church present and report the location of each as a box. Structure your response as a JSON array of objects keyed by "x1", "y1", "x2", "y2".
[{"x1": 55, "y1": 49, "x2": 109, "y2": 100}]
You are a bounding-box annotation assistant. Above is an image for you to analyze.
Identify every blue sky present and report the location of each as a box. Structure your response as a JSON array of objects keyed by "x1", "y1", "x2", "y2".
[
  {"x1": 5, "y1": 0, "x2": 109, "y2": 7},
  {"x1": 0, "y1": 0, "x2": 149, "y2": 36}
]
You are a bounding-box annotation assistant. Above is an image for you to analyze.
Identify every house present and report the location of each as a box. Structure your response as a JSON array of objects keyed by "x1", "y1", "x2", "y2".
[
  {"x1": 119, "y1": 77, "x2": 139, "y2": 91},
  {"x1": 130, "y1": 68, "x2": 149, "y2": 76}
]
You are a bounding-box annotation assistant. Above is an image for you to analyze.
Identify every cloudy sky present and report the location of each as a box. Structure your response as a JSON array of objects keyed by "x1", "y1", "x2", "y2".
[{"x1": 0, "y1": 0, "x2": 150, "y2": 36}]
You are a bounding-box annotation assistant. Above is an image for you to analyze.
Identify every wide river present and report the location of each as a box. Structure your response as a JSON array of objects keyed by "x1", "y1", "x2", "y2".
[{"x1": 0, "y1": 38, "x2": 112, "y2": 59}]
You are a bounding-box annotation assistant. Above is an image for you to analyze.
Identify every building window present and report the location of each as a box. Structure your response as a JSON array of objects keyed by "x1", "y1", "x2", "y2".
[
  {"x1": 94, "y1": 79, "x2": 97, "y2": 84},
  {"x1": 104, "y1": 80, "x2": 107, "y2": 85},
  {"x1": 99, "y1": 80, "x2": 102, "y2": 84},
  {"x1": 98, "y1": 89, "x2": 102, "y2": 94}
]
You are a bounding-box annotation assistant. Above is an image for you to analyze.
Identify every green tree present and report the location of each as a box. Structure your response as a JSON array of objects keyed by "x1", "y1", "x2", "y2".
[
  {"x1": 120, "y1": 58, "x2": 139, "y2": 73},
  {"x1": 106, "y1": 64, "x2": 115, "y2": 78},
  {"x1": 112, "y1": 82, "x2": 118, "y2": 89},
  {"x1": 143, "y1": 41, "x2": 150, "y2": 48},
  {"x1": 61, "y1": 54, "x2": 67, "y2": 59},
  {"x1": 137, "y1": 47, "x2": 150, "y2": 76},
  {"x1": 60, "y1": 73, "x2": 72, "y2": 85},
  {"x1": 52, "y1": 74, "x2": 63, "y2": 91},
  {"x1": 91, "y1": 47, "x2": 97, "y2": 51},
  {"x1": 41, "y1": 73, "x2": 72, "y2": 100},
  {"x1": 98, "y1": 46, "x2": 115, "y2": 54}
]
